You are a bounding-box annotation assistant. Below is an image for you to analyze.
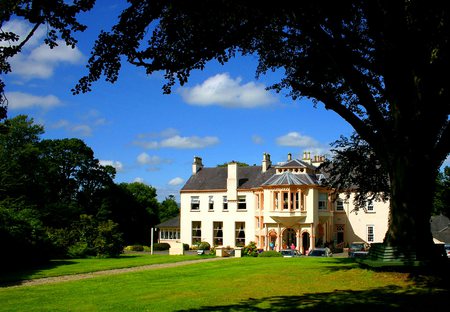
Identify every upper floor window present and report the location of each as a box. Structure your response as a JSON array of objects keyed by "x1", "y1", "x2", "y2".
[
  {"x1": 367, "y1": 200, "x2": 374, "y2": 212},
  {"x1": 191, "y1": 196, "x2": 200, "y2": 210},
  {"x1": 336, "y1": 199, "x2": 344, "y2": 211},
  {"x1": 238, "y1": 195, "x2": 246, "y2": 210},
  {"x1": 223, "y1": 196, "x2": 228, "y2": 210},
  {"x1": 318, "y1": 192, "x2": 328, "y2": 210},
  {"x1": 208, "y1": 196, "x2": 214, "y2": 211}
]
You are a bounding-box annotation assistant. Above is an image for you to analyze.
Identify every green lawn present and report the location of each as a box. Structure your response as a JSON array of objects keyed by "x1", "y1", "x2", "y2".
[
  {"x1": 0, "y1": 253, "x2": 207, "y2": 283},
  {"x1": 0, "y1": 257, "x2": 447, "y2": 311}
]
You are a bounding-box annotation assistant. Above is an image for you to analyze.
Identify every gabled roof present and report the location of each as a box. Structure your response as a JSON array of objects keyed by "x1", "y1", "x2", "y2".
[
  {"x1": 181, "y1": 166, "x2": 277, "y2": 191},
  {"x1": 276, "y1": 159, "x2": 316, "y2": 170},
  {"x1": 261, "y1": 171, "x2": 318, "y2": 186}
]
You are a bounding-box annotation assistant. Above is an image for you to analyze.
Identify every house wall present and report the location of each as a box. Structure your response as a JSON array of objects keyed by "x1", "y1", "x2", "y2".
[
  {"x1": 333, "y1": 193, "x2": 389, "y2": 245},
  {"x1": 180, "y1": 191, "x2": 256, "y2": 247}
]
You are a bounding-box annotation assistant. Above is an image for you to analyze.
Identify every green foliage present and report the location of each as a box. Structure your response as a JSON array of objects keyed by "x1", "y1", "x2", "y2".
[
  {"x1": 433, "y1": 166, "x2": 450, "y2": 217},
  {"x1": 183, "y1": 243, "x2": 190, "y2": 251},
  {"x1": 243, "y1": 241, "x2": 259, "y2": 257},
  {"x1": 159, "y1": 195, "x2": 179, "y2": 223},
  {"x1": 217, "y1": 162, "x2": 249, "y2": 167},
  {"x1": 67, "y1": 242, "x2": 91, "y2": 259},
  {"x1": 94, "y1": 220, "x2": 123, "y2": 257},
  {"x1": 198, "y1": 241, "x2": 211, "y2": 250},
  {"x1": 153, "y1": 243, "x2": 170, "y2": 251},
  {"x1": 259, "y1": 250, "x2": 283, "y2": 257},
  {"x1": 125, "y1": 245, "x2": 145, "y2": 252}
]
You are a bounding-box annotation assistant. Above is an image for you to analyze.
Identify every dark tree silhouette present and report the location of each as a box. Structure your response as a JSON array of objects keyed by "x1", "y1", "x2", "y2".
[{"x1": 74, "y1": 1, "x2": 449, "y2": 260}]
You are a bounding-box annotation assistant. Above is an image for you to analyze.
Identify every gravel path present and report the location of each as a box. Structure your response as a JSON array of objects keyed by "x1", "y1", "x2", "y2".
[{"x1": 2, "y1": 257, "x2": 230, "y2": 288}]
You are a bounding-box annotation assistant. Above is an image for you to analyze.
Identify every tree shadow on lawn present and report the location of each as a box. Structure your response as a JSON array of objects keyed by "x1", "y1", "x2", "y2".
[
  {"x1": 0, "y1": 260, "x2": 77, "y2": 286},
  {"x1": 177, "y1": 285, "x2": 449, "y2": 312}
]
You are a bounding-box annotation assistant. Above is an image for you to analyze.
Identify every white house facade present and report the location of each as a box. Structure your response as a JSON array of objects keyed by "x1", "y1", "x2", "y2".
[{"x1": 179, "y1": 153, "x2": 389, "y2": 253}]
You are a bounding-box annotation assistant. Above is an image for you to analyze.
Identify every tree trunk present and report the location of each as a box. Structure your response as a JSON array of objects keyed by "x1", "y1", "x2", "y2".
[{"x1": 383, "y1": 151, "x2": 438, "y2": 261}]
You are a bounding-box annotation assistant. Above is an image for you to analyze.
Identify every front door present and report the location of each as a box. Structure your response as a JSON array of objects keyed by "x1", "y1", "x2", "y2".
[{"x1": 283, "y1": 228, "x2": 296, "y2": 249}]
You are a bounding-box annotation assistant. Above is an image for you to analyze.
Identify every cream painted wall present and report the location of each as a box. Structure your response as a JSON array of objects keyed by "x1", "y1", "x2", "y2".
[{"x1": 180, "y1": 191, "x2": 256, "y2": 247}]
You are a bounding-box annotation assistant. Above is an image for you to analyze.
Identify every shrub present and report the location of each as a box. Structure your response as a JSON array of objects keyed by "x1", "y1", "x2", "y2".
[
  {"x1": 143, "y1": 245, "x2": 151, "y2": 252},
  {"x1": 259, "y1": 250, "x2": 283, "y2": 257},
  {"x1": 94, "y1": 220, "x2": 124, "y2": 257},
  {"x1": 126, "y1": 245, "x2": 144, "y2": 252},
  {"x1": 183, "y1": 243, "x2": 189, "y2": 251},
  {"x1": 209, "y1": 246, "x2": 216, "y2": 256},
  {"x1": 67, "y1": 242, "x2": 92, "y2": 258},
  {"x1": 153, "y1": 242, "x2": 170, "y2": 251},
  {"x1": 198, "y1": 241, "x2": 210, "y2": 250},
  {"x1": 243, "y1": 241, "x2": 258, "y2": 257}
]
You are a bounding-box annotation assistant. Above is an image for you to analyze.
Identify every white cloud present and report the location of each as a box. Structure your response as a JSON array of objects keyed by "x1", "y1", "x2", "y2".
[
  {"x1": 252, "y1": 135, "x2": 264, "y2": 145},
  {"x1": 276, "y1": 132, "x2": 329, "y2": 155},
  {"x1": 168, "y1": 177, "x2": 185, "y2": 186},
  {"x1": 3, "y1": 20, "x2": 84, "y2": 80},
  {"x1": 137, "y1": 153, "x2": 167, "y2": 165},
  {"x1": 133, "y1": 177, "x2": 145, "y2": 183},
  {"x1": 133, "y1": 129, "x2": 219, "y2": 149},
  {"x1": 99, "y1": 160, "x2": 124, "y2": 172},
  {"x1": 6, "y1": 91, "x2": 61, "y2": 110},
  {"x1": 160, "y1": 135, "x2": 219, "y2": 149},
  {"x1": 0, "y1": 20, "x2": 46, "y2": 48},
  {"x1": 179, "y1": 73, "x2": 277, "y2": 108}
]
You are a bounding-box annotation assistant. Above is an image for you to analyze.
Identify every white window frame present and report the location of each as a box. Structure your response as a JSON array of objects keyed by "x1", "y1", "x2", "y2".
[
  {"x1": 336, "y1": 199, "x2": 344, "y2": 211},
  {"x1": 366, "y1": 200, "x2": 375, "y2": 213},
  {"x1": 238, "y1": 195, "x2": 247, "y2": 210},
  {"x1": 318, "y1": 192, "x2": 328, "y2": 211},
  {"x1": 191, "y1": 196, "x2": 200, "y2": 211},
  {"x1": 192, "y1": 221, "x2": 202, "y2": 245},
  {"x1": 223, "y1": 196, "x2": 228, "y2": 211},
  {"x1": 208, "y1": 196, "x2": 214, "y2": 211},
  {"x1": 367, "y1": 225, "x2": 375, "y2": 243}
]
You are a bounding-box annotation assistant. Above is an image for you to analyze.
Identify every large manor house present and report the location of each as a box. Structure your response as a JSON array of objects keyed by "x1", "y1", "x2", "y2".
[{"x1": 159, "y1": 153, "x2": 389, "y2": 253}]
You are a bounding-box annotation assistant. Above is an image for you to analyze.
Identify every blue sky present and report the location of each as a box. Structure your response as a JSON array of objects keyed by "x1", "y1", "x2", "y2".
[{"x1": 2, "y1": 1, "x2": 375, "y2": 201}]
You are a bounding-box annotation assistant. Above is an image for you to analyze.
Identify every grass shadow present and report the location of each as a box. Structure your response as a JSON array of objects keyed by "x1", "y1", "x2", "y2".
[
  {"x1": 177, "y1": 285, "x2": 449, "y2": 311},
  {"x1": 0, "y1": 260, "x2": 77, "y2": 287}
]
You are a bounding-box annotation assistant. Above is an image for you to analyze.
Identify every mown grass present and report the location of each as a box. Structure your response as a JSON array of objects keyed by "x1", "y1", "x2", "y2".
[
  {"x1": 1, "y1": 256, "x2": 447, "y2": 311},
  {"x1": 0, "y1": 253, "x2": 208, "y2": 283}
]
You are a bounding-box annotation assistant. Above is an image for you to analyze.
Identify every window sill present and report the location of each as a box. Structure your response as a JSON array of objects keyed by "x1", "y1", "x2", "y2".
[
  {"x1": 190, "y1": 209, "x2": 200, "y2": 212},
  {"x1": 237, "y1": 209, "x2": 247, "y2": 212}
]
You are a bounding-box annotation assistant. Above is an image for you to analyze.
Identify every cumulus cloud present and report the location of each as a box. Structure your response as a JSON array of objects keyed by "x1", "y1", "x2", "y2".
[
  {"x1": 3, "y1": 20, "x2": 83, "y2": 80},
  {"x1": 6, "y1": 91, "x2": 61, "y2": 110},
  {"x1": 99, "y1": 160, "x2": 124, "y2": 172},
  {"x1": 276, "y1": 131, "x2": 329, "y2": 155},
  {"x1": 137, "y1": 153, "x2": 171, "y2": 165},
  {"x1": 179, "y1": 73, "x2": 277, "y2": 108},
  {"x1": 168, "y1": 177, "x2": 185, "y2": 186},
  {"x1": 133, "y1": 129, "x2": 219, "y2": 149},
  {"x1": 133, "y1": 177, "x2": 145, "y2": 183}
]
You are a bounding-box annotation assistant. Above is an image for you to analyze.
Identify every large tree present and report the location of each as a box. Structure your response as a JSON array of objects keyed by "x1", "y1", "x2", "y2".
[{"x1": 72, "y1": 1, "x2": 449, "y2": 260}]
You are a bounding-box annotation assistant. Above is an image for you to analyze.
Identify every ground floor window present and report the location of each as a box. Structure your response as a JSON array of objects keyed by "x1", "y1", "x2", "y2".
[
  {"x1": 235, "y1": 222, "x2": 245, "y2": 247},
  {"x1": 367, "y1": 225, "x2": 374, "y2": 242},
  {"x1": 192, "y1": 221, "x2": 201, "y2": 245},
  {"x1": 213, "y1": 222, "x2": 223, "y2": 246},
  {"x1": 160, "y1": 229, "x2": 180, "y2": 240}
]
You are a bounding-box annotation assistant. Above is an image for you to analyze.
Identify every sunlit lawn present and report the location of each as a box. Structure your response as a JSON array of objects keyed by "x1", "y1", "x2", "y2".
[
  {"x1": 1, "y1": 256, "x2": 447, "y2": 311},
  {"x1": 0, "y1": 253, "x2": 207, "y2": 283}
]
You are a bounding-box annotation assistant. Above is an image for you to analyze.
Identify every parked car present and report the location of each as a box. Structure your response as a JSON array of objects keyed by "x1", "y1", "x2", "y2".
[
  {"x1": 280, "y1": 249, "x2": 301, "y2": 257},
  {"x1": 348, "y1": 242, "x2": 369, "y2": 258},
  {"x1": 445, "y1": 244, "x2": 450, "y2": 259},
  {"x1": 308, "y1": 248, "x2": 332, "y2": 257}
]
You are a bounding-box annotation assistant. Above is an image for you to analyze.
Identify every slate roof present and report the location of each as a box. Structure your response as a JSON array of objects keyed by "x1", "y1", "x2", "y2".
[
  {"x1": 181, "y1": 166, "x2": 277, "y2": 191},
  {"x1": 156, "y1": 215, "x2": 180, "y2": 228},
  {"x1": 261, "y1": 171, "x2": 319, "y2": 186},
  {"x1": 276, "y1": 159, "x2": 316, "y2": 170}
]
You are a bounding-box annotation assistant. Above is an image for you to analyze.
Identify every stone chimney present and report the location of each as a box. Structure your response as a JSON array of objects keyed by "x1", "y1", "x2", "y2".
[
  {"x1": 302, "y1": 151, "x2": 312, "y2": 165},
  {"x1": 227, "y1": 161, "x2": 238, "y2": 201},
  {"x1": 192, "y1": 156, "x2": 203, "y2": 175},
  {"x1": 287, "y1": 153, "x2": 292, "y2": 161},
  {"x1": 262, "y1": 153, "x2": 272, "y2": 172},
  {"x1": 312, "y1": 155, "x2": 325, "y2": 167}
]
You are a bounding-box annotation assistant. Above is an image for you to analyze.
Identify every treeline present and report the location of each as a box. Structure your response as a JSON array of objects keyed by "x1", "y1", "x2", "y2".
[{"x1": 0, "y1": 115, "x2": 179, "y2": 267}]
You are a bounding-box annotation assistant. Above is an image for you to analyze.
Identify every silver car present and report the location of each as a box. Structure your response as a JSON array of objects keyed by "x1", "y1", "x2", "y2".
[{"x1": 308, "y1": 248, "x2": 332, "y2": 257}]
